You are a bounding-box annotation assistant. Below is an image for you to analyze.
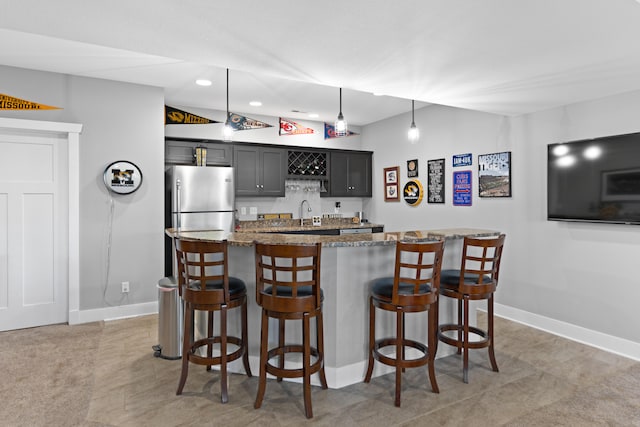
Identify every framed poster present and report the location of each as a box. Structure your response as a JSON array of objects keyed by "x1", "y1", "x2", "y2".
[
  {"x1": 478, "y1": 151, "x2": 511, "y2": 197},
  {"x1": 407, "y1": 159, "x2": 418, "y2": 178},
  {"x1": 427, "y1": 158, "x2": 445, "y2": 203},
  {"x1": 453, "y1": 153, "x2": 472, "y2": 167},
  {"x1": 453, "y1": 170, "x2": 472, "y2": 206},
  {"x1": 384, "y1": 166, "x2": 400, "y2": 201}
]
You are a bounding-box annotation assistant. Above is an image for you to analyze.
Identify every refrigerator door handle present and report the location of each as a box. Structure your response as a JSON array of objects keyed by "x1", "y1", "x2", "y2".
[{"x1": 176, "y1": 179, "x2": 181, "y2": 231}]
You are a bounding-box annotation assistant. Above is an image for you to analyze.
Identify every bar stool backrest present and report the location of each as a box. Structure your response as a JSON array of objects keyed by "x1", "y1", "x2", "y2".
[
  {"x1": 392, "y1": 240, "x2": 445, "y2": 306},
  {"x1": 457, "y1": 234, "x2": 506, "y2": 296},
  {"x1": 175, "y1": 238, "x2": 230, "y2": 305},
  {"x1": 254, "y1": 242, "x2": 322, "y2": 313}
]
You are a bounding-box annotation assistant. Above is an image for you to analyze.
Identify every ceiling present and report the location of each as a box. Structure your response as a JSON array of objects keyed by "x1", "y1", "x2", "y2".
[{"x1": 2, "y1": 0, "x2": 640, "y2": 126}]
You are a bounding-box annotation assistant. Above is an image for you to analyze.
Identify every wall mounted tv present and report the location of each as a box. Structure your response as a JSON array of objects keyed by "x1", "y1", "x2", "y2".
[{"x1": 548, "y1": 131, "x2": 640, "y2": 225}]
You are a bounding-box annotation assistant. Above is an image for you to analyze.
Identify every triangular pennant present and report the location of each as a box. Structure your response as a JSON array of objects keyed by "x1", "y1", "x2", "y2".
[
  {"x1": 279, "y1": 118, "x2": 315, "y2": 135},
  {"x1": 0, "y1": 93, "x2": 61, "y2": 110},
  {"x1": 165, "y1": 105, "x2": 220, "y2": 124},
  {"x1": 324, "y1": 122, "x2": 359, "y2": 139},
  {"x1": 228, "y1": 113, "x2": 272, "y2": 130}
]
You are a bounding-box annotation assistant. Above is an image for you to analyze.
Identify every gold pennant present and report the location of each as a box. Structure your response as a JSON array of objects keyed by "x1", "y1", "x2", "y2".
[{"x1": 0, "y1": 93, "x2": 61, "y2": 110}]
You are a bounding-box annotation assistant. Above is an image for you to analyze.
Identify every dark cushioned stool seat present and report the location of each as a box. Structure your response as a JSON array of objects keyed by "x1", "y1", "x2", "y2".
[
  {"x1": 371, "y1": 277, "x2": 431, "y2": 298},
  {"x1": 188, "y1": 277, "x2": 246, "y2": 295},
  {"x1": 440, "y1": 269, "x2": 491, "y2": 286},
  {"x1": 264, "y1": 285, "x2": 324, "y2": 299}
]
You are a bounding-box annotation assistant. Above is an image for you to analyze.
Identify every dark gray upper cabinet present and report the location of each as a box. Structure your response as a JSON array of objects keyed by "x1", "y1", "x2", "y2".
[
  {"x1": 165, "y1": 139, "x2": 232, "y2": 166},
  {"x1": 328, "y1": 151, "x2": 372, "y2": 197},
  {"x1": 234, "y1": 145, "x2": 285, "y2": 197}
]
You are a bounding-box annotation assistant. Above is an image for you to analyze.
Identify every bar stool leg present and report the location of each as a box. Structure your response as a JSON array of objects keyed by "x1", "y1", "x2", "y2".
[
  {"x1": 206, "y1": 310, "x2": 214, "y2": 371},
  {"x1": 316, "y1": 310, "x2": 328, "y2": 389},
  {"x1": 277, "y1": 318, "x2": 285, "y2": 382},
  {"x1": 364, "y1": 297, "x2": 375, "y2": 383},
  {"x1": 303, "y1": 313, "x2": 313, "y2": 419},
  {"x1": 395, "y1": 306, "x2": 403, "y2": 407},
  {"x1": 241, "y1": 299, "x2": 252, "y2": 377},
  {"x1": 463, "y1": 295, "x2": 470, "y2": 384},
  {"x1": 177, "y1": 304, "x2": 192, "y2": 395},
  {"x1": 457, "y1": 298, "x2": 463, "y2": 355},
  {"x1": 427, "y1": 306, "x2": 439, "y2": 393},
  {"x1": 488, "y1": 294, "x2": 499, "y2": 372},
  {"x1": 220, "y1": 305, "x2": 228, "y2": 403},
  {"x1": 254, "y1": 309, "x2": 269, "y2": 409}
]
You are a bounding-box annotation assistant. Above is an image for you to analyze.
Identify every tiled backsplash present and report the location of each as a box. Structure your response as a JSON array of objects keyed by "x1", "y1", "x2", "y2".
[{"x1": 235, "y1": 179, "x2": 365, "y2": 221}]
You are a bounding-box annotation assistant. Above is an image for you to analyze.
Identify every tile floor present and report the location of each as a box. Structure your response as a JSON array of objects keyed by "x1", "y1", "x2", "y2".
[{"x1": 1, "y1": 313, "x2": 639, "y2": 426}]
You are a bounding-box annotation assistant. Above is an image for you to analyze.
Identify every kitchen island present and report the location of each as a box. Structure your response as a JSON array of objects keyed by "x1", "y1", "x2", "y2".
[{"x1": 166, "y1": 227, "x2": 500, "y2": 388}]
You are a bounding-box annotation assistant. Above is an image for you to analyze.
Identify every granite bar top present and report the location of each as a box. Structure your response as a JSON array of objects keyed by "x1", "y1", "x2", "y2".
[{"x1": 165, "y1": 228, "x2": 500, "y2": 248}]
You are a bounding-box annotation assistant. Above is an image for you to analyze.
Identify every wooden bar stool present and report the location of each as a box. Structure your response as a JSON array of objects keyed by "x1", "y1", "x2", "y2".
[
  {"x1": 253, "y1": 242, "x2": 327, "y2": 419},
  {"x1": 437, "y1": 234, "x2": 506, "y2": 383},
  {"x1": 174, "y1": 238, "x2": 252, "y2": 403},
  {"x1": 364, "y1": 239, "x2": 445, "y2": 407}
]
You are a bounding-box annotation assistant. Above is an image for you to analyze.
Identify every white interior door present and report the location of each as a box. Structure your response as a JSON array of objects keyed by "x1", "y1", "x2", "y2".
[{"x1": 0, "y1": 129, "x2": 68, "y2": 331}]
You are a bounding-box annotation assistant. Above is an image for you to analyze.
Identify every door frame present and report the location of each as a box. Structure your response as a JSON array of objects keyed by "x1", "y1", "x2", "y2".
[{"x1": 0, "y1": 117, "x2": 82, "y2": 325}]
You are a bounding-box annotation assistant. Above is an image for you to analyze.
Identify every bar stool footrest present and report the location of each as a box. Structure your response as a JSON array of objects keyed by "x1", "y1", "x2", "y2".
[
  {"x1": 188, "y1": 335, "x2": 245, "y2": 366},
  {"x1": 438, "y1": 324, "x2": 490, "y2": 349},
  {"x1": 265, "y1": 345, "x2": 324, "y2": 379},
  {"x1": 373, "y1": 337, "x2": 430, "y2": 369}
]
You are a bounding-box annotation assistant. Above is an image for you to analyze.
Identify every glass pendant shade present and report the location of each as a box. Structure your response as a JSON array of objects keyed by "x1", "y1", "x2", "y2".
[{"x1": 408, "y1": 122, "x2": 419, "y2": 143}]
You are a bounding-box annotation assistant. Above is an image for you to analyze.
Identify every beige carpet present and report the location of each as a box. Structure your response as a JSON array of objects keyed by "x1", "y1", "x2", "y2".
[{"x1": 1, "y1": 314, "x2": 639, "y2": 426}]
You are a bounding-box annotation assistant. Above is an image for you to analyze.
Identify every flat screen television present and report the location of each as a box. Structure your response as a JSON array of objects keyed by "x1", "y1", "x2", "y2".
[{"x1": 548, "y1": 132, "x2": 640, "y2": 225}]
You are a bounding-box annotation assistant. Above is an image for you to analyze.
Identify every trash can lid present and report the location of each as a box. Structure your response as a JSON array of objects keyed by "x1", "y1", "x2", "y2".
[{"x1": 158, "y1": 276, "x2": 178, "y2": 289}]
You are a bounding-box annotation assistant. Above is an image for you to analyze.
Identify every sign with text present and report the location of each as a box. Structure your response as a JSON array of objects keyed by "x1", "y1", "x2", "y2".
[
  {"x1": 453, "y1": 153, "x2": 472, "y2": 167},
  {"x1": 427, "y1": 158, "x2": 445, "y2": 204},
  {"x1": 453, "y1": 170, "x2": 472, "y2": 206}
]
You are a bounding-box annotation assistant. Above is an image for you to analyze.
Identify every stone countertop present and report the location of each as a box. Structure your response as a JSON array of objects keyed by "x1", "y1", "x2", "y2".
[
  {"x1": 234, "y1": 223, "x2": 384, "y2": 233},
  {"x1": 165, "y1": 228, "x2": 500, "y2": 248}
]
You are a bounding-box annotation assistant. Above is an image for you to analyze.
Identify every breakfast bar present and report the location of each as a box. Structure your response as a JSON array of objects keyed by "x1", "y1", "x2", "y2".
[{"x1": 166, "y1": 227, "x2": 500, "y2": 389}]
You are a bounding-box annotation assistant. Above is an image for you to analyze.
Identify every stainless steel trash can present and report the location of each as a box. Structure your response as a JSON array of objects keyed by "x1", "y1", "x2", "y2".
[{"x1": 153, "y1": 277, "x2": 183, "y2": 360}]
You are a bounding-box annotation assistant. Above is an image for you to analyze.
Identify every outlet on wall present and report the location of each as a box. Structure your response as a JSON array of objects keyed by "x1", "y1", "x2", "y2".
[{"x1": 121, "y1": 281, "x2": 130, "y2": 293}]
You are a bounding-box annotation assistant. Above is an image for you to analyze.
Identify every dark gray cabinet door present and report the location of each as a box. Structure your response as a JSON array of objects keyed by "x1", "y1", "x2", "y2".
[
  {"x1": 233, "y1": 145, "x2": 285, "y2": 196},
  {"x1": 260, "y1": 147, "x2": 286, "y2": 196},
  {"x1": 329, "y1": 151, "x2": 372, "y2": 197},
  {"x1": 165, "y1": 139, "x2": 232, "y2": 166}
]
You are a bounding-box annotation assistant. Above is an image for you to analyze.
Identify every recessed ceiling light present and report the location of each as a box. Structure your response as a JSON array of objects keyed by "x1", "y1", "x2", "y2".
[
  {"x1": 308, "y1": 113, "x2": 319, "y2": 118},
  {"x1": 373, "y1": 92, "x2": 384, "y2": 96},
  {"x1": 195, "y1": 79, "x2": 212, "y2": 86},
  {"x1": 249, "y1": 101, "x2": 262, "y2": 107}
]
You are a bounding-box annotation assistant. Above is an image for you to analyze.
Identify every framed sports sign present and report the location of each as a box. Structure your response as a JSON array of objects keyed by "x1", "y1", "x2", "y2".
[{"x1": 103, "y1": 160, "x2": 143, "y2": 195}]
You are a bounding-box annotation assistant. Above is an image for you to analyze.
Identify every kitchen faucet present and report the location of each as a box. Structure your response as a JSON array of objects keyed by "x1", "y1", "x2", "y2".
[{"x1": 300, "y1": 199, "x2": 311, "y2": 226}]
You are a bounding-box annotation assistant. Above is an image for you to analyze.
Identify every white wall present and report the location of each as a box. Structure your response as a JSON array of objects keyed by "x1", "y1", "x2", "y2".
[
  {"x1": 0, "y1": 65, "x2": 165, "y2": 317},
  {"x1": 362, "y1": 93, "x2": 640, "y2": 355}
]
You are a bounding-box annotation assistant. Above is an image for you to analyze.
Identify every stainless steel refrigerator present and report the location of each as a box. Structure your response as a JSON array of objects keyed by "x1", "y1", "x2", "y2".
[{"x1": 164, "y1": 165, "x2": 235, "y2": 276}]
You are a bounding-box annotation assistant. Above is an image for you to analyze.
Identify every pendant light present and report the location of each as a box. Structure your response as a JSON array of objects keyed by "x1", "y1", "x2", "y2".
[
  {"x1": 408, "y1": 99, "x2": 419, "y2": 143},
  {"x1": 222, "y1": 68, "x2": 234, "y2": 142},
  {"x1": 334, "y1": 87, "x2": 347, "y2": 136}
]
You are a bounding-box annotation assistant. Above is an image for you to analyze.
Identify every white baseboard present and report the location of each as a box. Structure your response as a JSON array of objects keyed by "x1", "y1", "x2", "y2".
[
  {"x1": 489, "y1": 303, "x2": 640, "y2": 362},
  {"x1": 69, "y1": 301, "x2": 158, "y2": 325}
]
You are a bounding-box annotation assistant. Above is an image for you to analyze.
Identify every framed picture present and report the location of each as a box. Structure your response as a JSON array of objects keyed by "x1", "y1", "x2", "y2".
[
  {"x1": 427, "y1": 158, "x2": 445, "y2": 203},
  {"x1": 384, "y1": 166, "x2": 400, "y2": 201},
  {"x1": 407, "y1": 159, "x2": 418, "y2": 178},
  {"x1": 478, "y1": 151, "x2": 511, "y2": 197}
]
